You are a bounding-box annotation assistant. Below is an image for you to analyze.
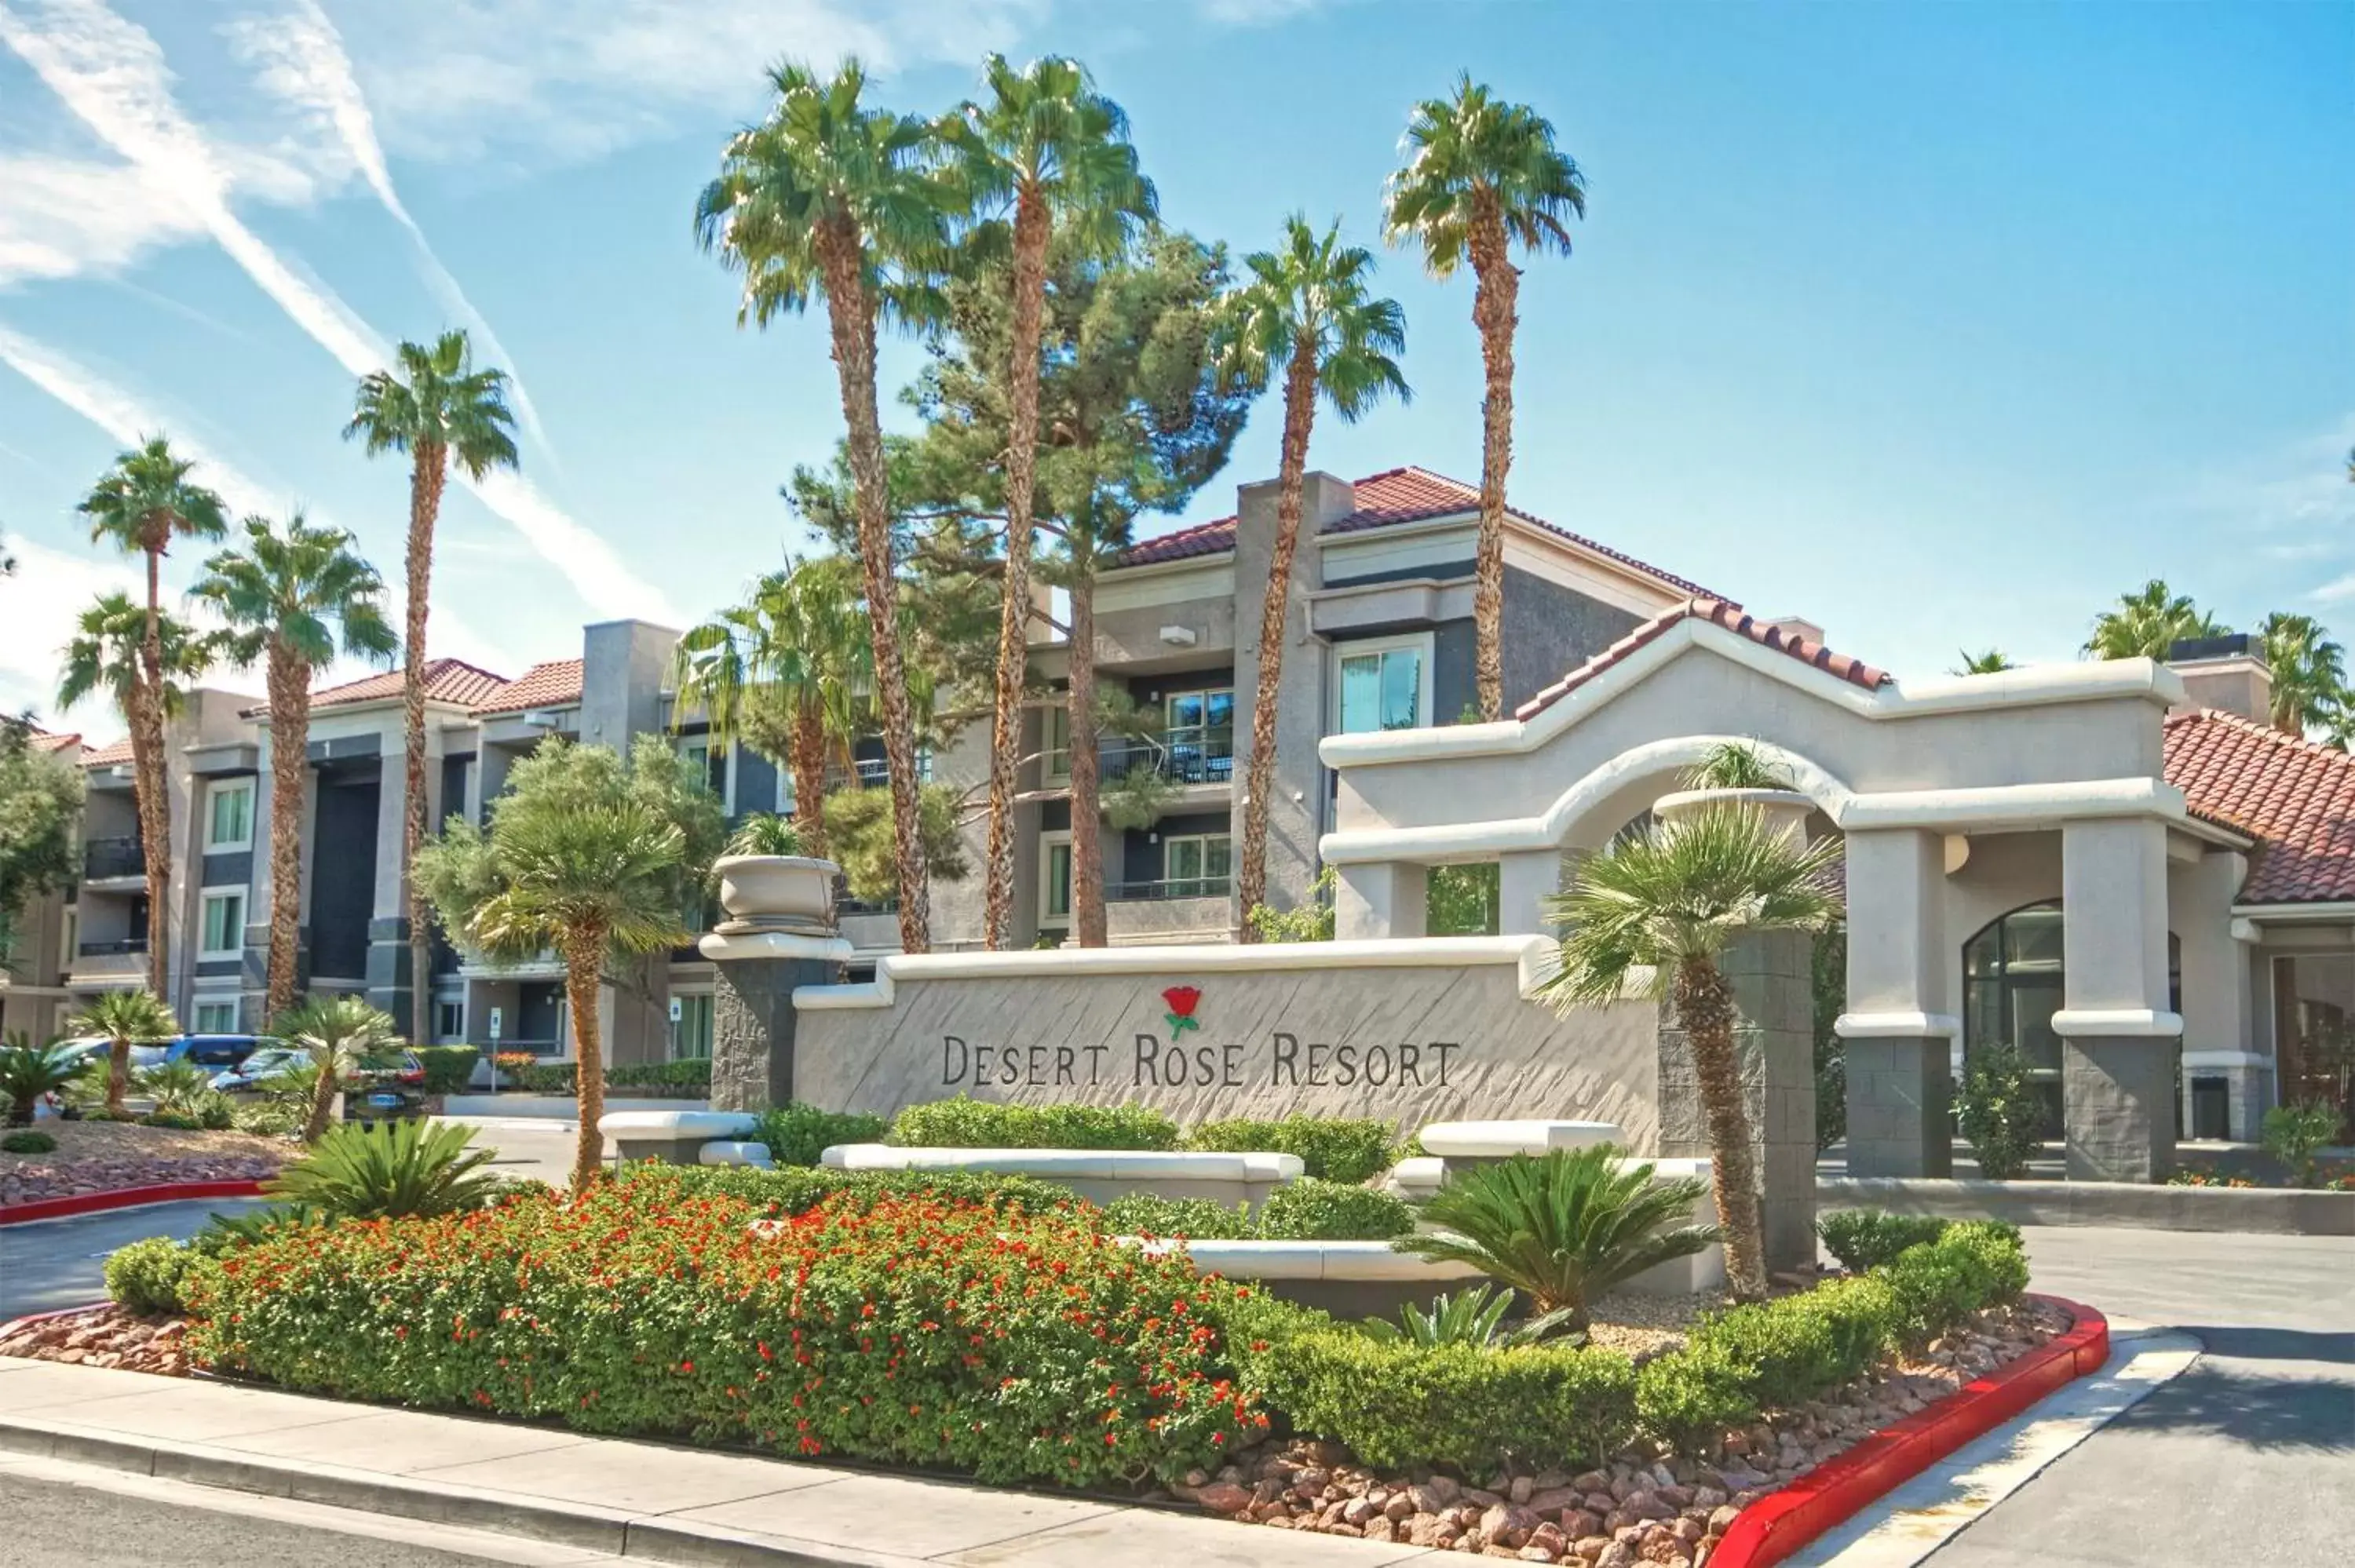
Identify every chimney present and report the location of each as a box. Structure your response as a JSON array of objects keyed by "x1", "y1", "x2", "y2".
[{"x1": 2167, "y1": 633, "x2": 2274, "y2": 727}]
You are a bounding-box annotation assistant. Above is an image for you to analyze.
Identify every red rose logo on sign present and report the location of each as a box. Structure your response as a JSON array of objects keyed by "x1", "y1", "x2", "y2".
[{"x1": 1161, "y1": 985, "x2": 1203, "y2": 1037}]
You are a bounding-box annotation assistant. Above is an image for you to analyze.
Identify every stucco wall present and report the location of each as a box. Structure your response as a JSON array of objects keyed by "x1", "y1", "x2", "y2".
[
  {"x1": 793, "y1": 952, "x2": 1659, "y2": 1147},
  {"x1": 1499, "y1": 564, "x2": 1645, "y2": 712}
]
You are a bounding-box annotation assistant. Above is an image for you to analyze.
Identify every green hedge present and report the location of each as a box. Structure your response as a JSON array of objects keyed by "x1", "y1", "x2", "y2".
[
  {"x1": 502, "y1": 1058, "x2": 711, "y2": 1096},
  {"x1": 414, "y1": 1046, "x2": 480, "y2": 1096},
  {"x1": 1101, "y1": 1193, "x2": 1256, "y2": 1239},
  {"x1": 1182, "y1": 1115, "x2": 1397, "y2": 1183},
  {"x1": 754, "y1": 1102, "x2": 889, "y2": 1167},
  {"x1": 630, "y1": 1161, "x2": 1083, "y2": 1218},
  {"x1": 1817, "y1": 1209, "x2": 1952, "y2": 1273},
  {"x1": 885, "y1": 1095, "x2": 1179, "y2": 1151},
  {"x1": 106, "y1": 1236, "x2": 196, "y2": 1315},
  {"x1": 1098, "y1": 1180, "x2": 1414, "y2": 1242},
  {"x1": 1637, "y1": 1221, "x2": 2028, "y2": 1443}
]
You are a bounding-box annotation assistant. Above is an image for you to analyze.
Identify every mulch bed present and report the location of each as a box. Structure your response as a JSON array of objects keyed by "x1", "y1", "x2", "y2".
[{"x1": 0, "y1": 1120, "x2": 291, "y2": 1208}]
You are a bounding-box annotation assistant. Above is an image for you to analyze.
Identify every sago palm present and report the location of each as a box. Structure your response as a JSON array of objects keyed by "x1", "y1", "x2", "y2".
[
  {"x1": 1220, "y1": 216, "x2": 1409, "y2": 931},
  {"x1": 2083, "y1": 579, "x2": 2223, "y2": 662},
  {"x1": 77, "y1": 437, "x2": 228, "y2": 994},
  {"x1": 266, "y1": 1117, "x2": 499, "y2": 1220},
  {"x1": 696, "y1": 59, "x2": 951, "y2": 955},
  {"x1": 272, "y1": 993, "x2": 405, "y2": 1143},
  {"x1": 1539, "y1": 803, "x2": 1842, "y2": 1299},
  {"x1": 674, "y1": 554, "x2": 870, "y2": 859},
  {"x1": 1384, "y1": 76, "x2": 1583, "y2": 720},
  {"x1": 1397, "y1": 1145, "x2": 1718, "y2": 1332},
  {"x1": 466, "y1": 801, "x2": 688, "y2": 1189},
  {"x1": 2258, "y1": 611, "x2": 2346, "y2": 735},
  {"x1": 345, "y1": 330, "x2": 519, "y2": 1030},
  {"x1": 69, "y1": 988, "x2": 177, "y2": 1118},
  {"x1": 0, "y1": 1040, "x2": 84, "y2": 1127},
  {"x1": 939, "y1": 53, "x2": 1156, "y2": 950},
  {"x1": 194, "y1": 515, "x2": 397, "y2": 1018}
]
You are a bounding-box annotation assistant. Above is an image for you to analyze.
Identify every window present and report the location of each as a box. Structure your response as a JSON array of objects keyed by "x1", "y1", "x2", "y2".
[
  {"x1": 1044, "y1": 704, "x2": 1072, "y2": 782},
  {"x1": 193, "y1": 999, "x2": 238, "y2": 1034},
  {"x1": 433, "y1": 1000, "x2": 465, "y2": 1043},
  {"x1": 673, "y1": 993, "x2": 715, "y2": 1060},
  {"x1": 1039, "y1": 833, "x2": 1072, "y2": 928},
  {"x1": 206, "y1": 781, "x2": 254, "y2": 850},
  {"x1": 1163, "y1": 687, "x2": 1234, "y2": 782},
  {"x1": 199, "y1": 888, "x2": 245, "y2": 959},
  {"x1": 1163, "y1": 833, "x2": 1232, "y2": 897},
  {"x1": 1333, "y1": 636, "x2": 1433, "y2": 735}
]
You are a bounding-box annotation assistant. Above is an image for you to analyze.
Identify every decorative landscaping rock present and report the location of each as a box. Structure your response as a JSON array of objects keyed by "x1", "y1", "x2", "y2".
[{"x1": 0, "y1": 1305, "x2": 188, "y2": 1375}]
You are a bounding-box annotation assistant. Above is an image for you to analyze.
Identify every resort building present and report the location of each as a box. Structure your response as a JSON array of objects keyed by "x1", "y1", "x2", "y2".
[{"x1": 13, "y1": 463, "x2": 2352, "y2": 1161}]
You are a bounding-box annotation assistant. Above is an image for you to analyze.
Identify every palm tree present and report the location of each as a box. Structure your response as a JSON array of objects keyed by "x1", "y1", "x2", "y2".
[
  {"x1": 1538, "y1": 802, "x2": 1842, "y2": 1300},
  {"x1": 2084, "y1": 580, "x2": 2224, "y2": 662},
  {"x1": 78, "y1": 437, "x2": 228, "y2": 994},
  {"x1": 1220, "y1": 217, "x2": 1410, "y2": 932},
  {"x1": 1383, "y1": 77, "x2": 1584, "y2": 722},
  {"x1": 192, "y1": 515, "x2": 398, "y2": 1018},
  {"x1": 939, "y1": 54, "x2": 1157, "y2": 950},
  {"x1": 345, "y1": 330, "x2": 519, "y2": 1030},
  {"x1": 697, "y1": 60, "x2": 951, "y2": 954},
  {"x1": 69, "y1": 989, "x2": 177, "y2": 1118},
  {"x1": 466, "y1": 802, "x2": 688, "y2": 1189},
  {"x1": 2258, "y1": 612, "x2": 2346, "y2": 735},
  {"x1": 673, "y1": 555, "x2": 871, "y2": 860},
  {"x1": 1952, "y1": 649, "x2": 2015, "y2": 676},
  {"x1": 273, "y1": 993, "x2": 404, "y2": 1143}
]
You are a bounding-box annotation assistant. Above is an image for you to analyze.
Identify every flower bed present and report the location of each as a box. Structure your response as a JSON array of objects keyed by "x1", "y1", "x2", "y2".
[{"x1": 0, "y1": 1119, "x2": 290, "y2": 1208}]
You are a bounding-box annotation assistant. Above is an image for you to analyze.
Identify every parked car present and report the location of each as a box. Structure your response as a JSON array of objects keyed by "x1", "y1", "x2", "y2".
[
  {"x1": 126, "y1": 1034, "x2": 272, "y2": 1074},
  {"x1": 341, "y1": 1050, "x2": 429, "y2": 1124},
  {"x1": 210, "y1": 1047, "x2": 307, "y2": 1094}
]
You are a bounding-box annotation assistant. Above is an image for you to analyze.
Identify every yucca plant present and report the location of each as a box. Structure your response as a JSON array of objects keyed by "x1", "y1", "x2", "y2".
[
  {"x1": 0, "y1": 1038, "x2": 84, "y2": 1126},
  {"x1": 263, "y1": 1118, "x2": 499, "y2": 1220},
  {"x1": 1396, "y1": 1145, "x2": 1719, "y2": 1332},
  {"x1": 725, "y1": 812, "x2": 803, "y2": 857},
  {"x1": 70, "y1": 990, "x2": 180, "y2": 1118},
  {"x1": 1360, "y1": 1282, "x2": 1580, "y2": 1348}
]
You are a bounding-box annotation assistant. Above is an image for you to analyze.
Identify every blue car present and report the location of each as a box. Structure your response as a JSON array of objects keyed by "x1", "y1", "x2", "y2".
[{"x1": 128, "y1": 1034, "x2": 272, "y2": 1073}]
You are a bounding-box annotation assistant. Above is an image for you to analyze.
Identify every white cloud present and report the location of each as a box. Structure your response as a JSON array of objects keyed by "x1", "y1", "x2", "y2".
[
  {"x1": 0, "y1": 0, "x2": 679, "y2": 625},
  {"x1": 0, "y1": 531, "x2": 145, "y2": 727}
]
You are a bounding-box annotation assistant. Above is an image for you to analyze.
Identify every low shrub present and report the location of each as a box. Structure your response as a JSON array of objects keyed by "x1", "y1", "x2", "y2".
[
  {"x1": 754, "y1": 1101, "x2": 888, "y2": 1167},
  {"x1": 2262, "y1": 1099, "x2": 2344, "y2": 1187},
  {"x1": 414, "y1": 1046, "x2": 481, "y2": 1096},
  {"x1": 2166, "y1": 1165, "x2": 2255, "y2": 1188},
  {"x1": 885, "y1": 1094, "x2": 1180, "y2": 1151},
  {"x1": 141, "y1": 1111, "x2": 203, "y2": 1131},
  {"x1": 1956, "y1": 1045, "x2": 2042, "y2": 1180},
  {"x1": 1258, "y1": 1178, "x2": 1414, "y2": 1241},
  {"x1": 633, "y1": 1161, "x2": 1083, "y2": 1219},
  {"x1": 1879, "y1": 1221, "x2": 2028, "y2": 1344},
  {"x1": 498, "y1": 1058, "x2": 710, "y2": 1096},
  {"x1": 1817, "y1": 1209, "x2": 1951, "y2": 1272},
  {"x1": 1101, "y1": 1192, "x2": 1255, "y2": 1239},
  {"x1": 1181, "y1": 1115, "x2": 1397, "y2": 1183},
  {"x1": 1360, "y1": 1284, "x2": 1577, "y2": 1349},
  {"x1": 1, "y1": 1129, "x2": 57, "y2": 1154},
  {"x1": 232, "y1": 1099, "x2": 301, "y2": 1137},
  {"x1": 186, "y1": 1179, "x2": 1267, "y2": 1487},
  {"x1": 105, "y1": 1235, "x2": 195, "y2": 1314},
  {"x1": 612, "y1": 1059, "x2": 711, "y2": 1090}
]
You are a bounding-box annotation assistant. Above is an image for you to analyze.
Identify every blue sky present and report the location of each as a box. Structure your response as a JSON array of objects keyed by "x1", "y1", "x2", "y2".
[{"x1": 2, "y1": 0, "x2": 2348, "y2": 731}]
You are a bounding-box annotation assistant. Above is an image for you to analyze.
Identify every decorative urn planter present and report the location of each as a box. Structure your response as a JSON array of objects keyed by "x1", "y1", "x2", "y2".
[
  {"x1": 1652, "y1": 786, "x2": 1816, "y2": 847},
  {"x1": 713, "y1": 855, "x2": 840, "y2": 933}
]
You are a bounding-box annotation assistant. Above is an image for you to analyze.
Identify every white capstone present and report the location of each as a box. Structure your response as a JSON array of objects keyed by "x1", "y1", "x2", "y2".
[
  {"x1": 817, "y1": 1143, "x2": 1304, "y2": 1183},
  {"x1": 599, "y1": 1110, "x2": 761, "y2": 1140},
  {"x1": 699, "y1": 1140, "x2": 775, "y2": 1168},
  {"x1": 1416, "y1": 1120, "x2": 1624, "y2": 1158},
  {"x1": 1120, "y1": 1237, "x2": 1484, "y2": 1283}
]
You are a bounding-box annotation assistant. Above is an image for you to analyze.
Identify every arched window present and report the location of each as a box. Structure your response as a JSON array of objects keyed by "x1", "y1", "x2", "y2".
[{"x1": 1964, "y1": 903, "x2": 2065, "y2": 1135}]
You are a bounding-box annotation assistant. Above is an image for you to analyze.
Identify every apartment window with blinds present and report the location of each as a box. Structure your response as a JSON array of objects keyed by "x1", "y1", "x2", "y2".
[
  {"x1": 1164, "y1": 833, "x2": 1232, "y2": 897},
  {"x1": 672, "y1": 994, "x2": 715, "y2": 1059},
  {"x1": 1333, "y1": 635, "x2": 1433, "y2": 734},
  {"x1": 1040, "y1": 833, "x2": 1073, "y2": 928},
  {"x1": 199, "y1": 889, "x2": 244, "y2": 960},
  {"x1": 192, "y1": 1000, "x2": 238, "y2": 1034},
  {"x1": 206, "y1": 781, "x2": 254, "y2": 850}
]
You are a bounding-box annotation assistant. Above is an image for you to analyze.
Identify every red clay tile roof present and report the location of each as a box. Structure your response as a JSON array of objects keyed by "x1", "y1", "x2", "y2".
[
  {"x1": 2163, "y1": 708, "x2": 2355, "y2": 903},
  {"x1": 27, "y1": 729, "x2": 80, "y2": 754},
  {"x1": 81, "y1": 737, "x2": 134, "y2": 768},
  {"x1": 244, "y1": 658, "x2": 509, "y2": 719},
  {"x1": 1514, "y1": 598, "x2": 1893, "y2": 721},
  {"x1": 1115, "y1": 465, "x2": 1718, "y2": 597},
  {"x1": 473, "y1": 658, "x2": 584, "y2": 716}
]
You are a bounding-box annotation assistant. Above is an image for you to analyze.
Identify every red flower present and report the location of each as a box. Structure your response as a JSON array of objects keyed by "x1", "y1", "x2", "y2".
[{"x1": 1160, "y1": 985, "x2": 1203, "y2": 1037}]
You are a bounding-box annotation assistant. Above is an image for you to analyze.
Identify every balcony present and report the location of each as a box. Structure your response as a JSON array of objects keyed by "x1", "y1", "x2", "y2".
[
  {"x1": 1106, "y1": 875, "x2": 1232, "y2": 903},
  {"x1": 78, "y1": 938, "x2": 148, "y2": 957},
  {"x1": 1052, "y1": 731, "x2": 1236, "y2": 789},
  {"x1": 70, "y1": 938, "x2": 148, "y2": 983},
  {"x1": 82, "y1": 837, "x2": 144, "y2": 882}
]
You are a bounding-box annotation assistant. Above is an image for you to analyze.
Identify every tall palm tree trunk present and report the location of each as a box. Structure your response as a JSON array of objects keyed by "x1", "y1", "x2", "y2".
[
  {"x1": 136, "y1": 545, "x2": 172, "y2": 997},
  {"x1": 402, "y1": 443, "x2": 447, "y2": 1035},
  {"x1": 105, "y1": 1037, "x2": 131, "y2": 1118},
  {"x1": 983, "y1": 191, "x2": 1053, "y2": 950},
  {"x1": 1068, "y1": 570, "x2": 1106, "y2": 948},
  {"x1": 1469, "y1": 211, "x2": 1517, "y2": 723},
  {"x1": 789, "y1": 699, "x2": 831, "y2": 860},
  {"x1": 1675, "y1": 956, "x2": 1768, "y2": 1300},
  {"x1": 816, "y1": 225, "x2": 929, "y2": 953},
  {"x1": 302, "y1": 1046, "x2": 338, "y2": 1143},
  {"x1": 564, "y1": 926, "x2": 608, "y2": 1191},
  {"x1": 264, "y1": 644, "x2": 309, "y2": 1019},
  {"x1": 1236, "y1": 350, "x2": 1321, "y2": 937}
]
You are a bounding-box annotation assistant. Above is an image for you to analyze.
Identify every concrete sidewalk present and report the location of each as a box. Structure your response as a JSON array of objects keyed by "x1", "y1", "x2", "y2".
[{"x1": 0, "y1": 1358, "x2": 1423, "y2": 1566}]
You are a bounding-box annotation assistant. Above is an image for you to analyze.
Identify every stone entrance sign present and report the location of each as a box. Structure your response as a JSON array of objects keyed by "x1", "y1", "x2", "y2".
[{"x1": 792, "y1": 938, "x2": 1663, "y2": 1146}]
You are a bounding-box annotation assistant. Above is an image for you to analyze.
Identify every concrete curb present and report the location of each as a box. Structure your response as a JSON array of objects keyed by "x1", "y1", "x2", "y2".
[
  {"x1": 0, "y1": 1180, "x2": 270, "y2": 1227},
  {"x1": 1816, "y1": 1176, "x2": 2354, "y2": 1235}
]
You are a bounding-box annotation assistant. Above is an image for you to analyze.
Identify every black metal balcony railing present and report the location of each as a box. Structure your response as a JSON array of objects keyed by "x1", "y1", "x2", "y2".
[
  {"x1": 1053, "y1": 731, "x2": 1236, "y2": 788},
  {"x1": 1105, "y1": 875, "x2": 1233, "y2": 903},
  {"x1": 78, "y1": 938, "x2": 148, "y2": 957},
  {"x1": 83, "y1": 837, "x2": 144, "y2": 880}
]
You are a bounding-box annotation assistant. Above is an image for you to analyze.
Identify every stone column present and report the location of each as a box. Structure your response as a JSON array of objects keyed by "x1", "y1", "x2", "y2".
[
  {"x1": 2059, "y1": 818, "x2": 2181, "y2": 1182},
  {"x1": 1653, "y1": 789, "x2": 1818, "y2": 1274},
  {"x1": 702, "y1": 855, "x2": 853, "y2": 1114},
  {"x1": 1836, "y1": 827, "x2": 1955, "y2": 1177},
  {"x1": 1334, "y1": 859, "x2": 1427, "y2": 940}
]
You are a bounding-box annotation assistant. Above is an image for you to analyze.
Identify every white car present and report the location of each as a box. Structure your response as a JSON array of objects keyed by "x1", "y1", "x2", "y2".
[{"x1": 210, "y1": 1047, "x2": 306, "y2": 1094}]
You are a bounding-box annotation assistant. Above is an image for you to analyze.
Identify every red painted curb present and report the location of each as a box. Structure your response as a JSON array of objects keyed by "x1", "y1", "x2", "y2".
[
  {"x1": 0, "y1": 1179, "x2": 271, "y2": 1227},
  {"x1": 1709, "y1": 1295, "x2": 2110, "y2": 1568}
]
